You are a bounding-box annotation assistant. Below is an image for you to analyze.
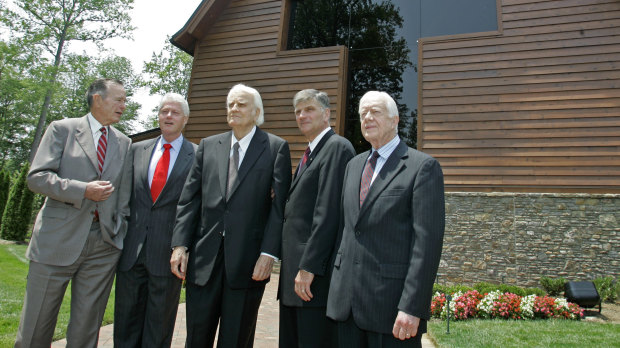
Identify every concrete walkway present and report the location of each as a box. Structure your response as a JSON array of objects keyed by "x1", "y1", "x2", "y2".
[{"x1": 52, "y1": 273, "x2": 434, "y2": 347}]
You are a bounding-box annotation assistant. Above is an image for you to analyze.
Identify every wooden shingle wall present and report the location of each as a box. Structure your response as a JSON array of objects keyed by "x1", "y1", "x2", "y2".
[
  {"x1": 184, "y1": 0, "x2": 348, "y2": 164},
  {"x1": 418, "y1": 0, "x2": 620, "y2": 193}
]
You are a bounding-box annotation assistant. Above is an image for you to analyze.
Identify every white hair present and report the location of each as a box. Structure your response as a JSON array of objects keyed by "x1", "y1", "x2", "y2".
[
  {"x1": 227, "y1": 84, "x2": 264, "y2": 126},
  {"x1": 159, "y1": 93, "x2": 190, "y2": 116},
  {"x1": 358, "y1": 91, "x2": 399, "y2": 119}
]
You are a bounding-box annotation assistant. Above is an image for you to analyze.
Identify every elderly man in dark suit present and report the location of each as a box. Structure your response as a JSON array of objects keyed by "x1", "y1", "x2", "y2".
[
  {"x1": 169, "y1": 84, "x2": 291, "y2": 348},
  {"x1": 327, "y1": 91, "x2": 445, "y2": 348},
  {"x1": 278, "y1": 89, "x2": 355, "y2": 347},
  {"x1": 16, "y1": 78, "x2": 132, "y2": 347},
  {"x1": 114, "y1": 93, "x2": 197, "y2": 348}
]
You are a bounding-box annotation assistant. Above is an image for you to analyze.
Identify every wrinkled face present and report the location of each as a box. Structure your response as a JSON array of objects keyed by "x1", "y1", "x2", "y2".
[
  {"x1": 227, "y1": 91, "x2": 258, "y2": 131},
  {"x1": 158, "y1": 101, "x2": 188, "y2": 139},
  {"x1": 94, "y1": 83, "x2": 126, "y2": 126},
  {"x1": 295, "y1": 99, "x2": 329, "y2": 141},
  {"x1": 359, "y1": 96, "x2": 398, "y2": 148}
]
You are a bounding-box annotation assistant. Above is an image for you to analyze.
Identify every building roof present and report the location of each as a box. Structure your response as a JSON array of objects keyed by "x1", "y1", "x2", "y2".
[{"x1": 170, "y1": 0, "x2": 230, "y2": 55}]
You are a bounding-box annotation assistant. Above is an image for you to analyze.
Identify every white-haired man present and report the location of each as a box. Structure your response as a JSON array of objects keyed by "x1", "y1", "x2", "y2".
[
  {"x1": 114, "y1": 93, "x2": 197, "y2": 347},
  {"x1": 170, "y1": 84, "x2": 291, "y2": 347},
  {"x1": 327, "y1": 91, "x2": 445, "y2": 348}
]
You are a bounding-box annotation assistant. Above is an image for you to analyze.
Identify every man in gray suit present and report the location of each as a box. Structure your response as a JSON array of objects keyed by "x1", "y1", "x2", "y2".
[
  {"x1": 327, "y1": 91, "x2": 445, "y2": 348},
  {"x1": 16, "y1": 78, "x2": 132, "y2": 347},
  {"x1": 114, "y1": 93, "x2": 197, "y2": 348},
  {"x1": 170, "y1": 84, "x2": 291, "y2": 347},
  {"x1": 278, "y1": 89, "x2": 354, "y2": 347}
]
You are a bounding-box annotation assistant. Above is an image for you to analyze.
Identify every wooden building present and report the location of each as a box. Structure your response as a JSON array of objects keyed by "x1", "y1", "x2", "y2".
[{"x1": 172, "y1": 0, "x2": 619, "y2": 193}]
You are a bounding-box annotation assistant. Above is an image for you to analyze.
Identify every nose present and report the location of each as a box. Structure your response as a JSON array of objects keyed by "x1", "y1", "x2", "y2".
[{"x1": 120, "y1": 101, "x2": 126, "y2": 111}]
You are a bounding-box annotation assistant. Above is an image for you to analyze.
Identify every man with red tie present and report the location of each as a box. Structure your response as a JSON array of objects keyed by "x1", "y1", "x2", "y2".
[{"x1": 115, "y1": 93, "x2": 197, "y2": 347}]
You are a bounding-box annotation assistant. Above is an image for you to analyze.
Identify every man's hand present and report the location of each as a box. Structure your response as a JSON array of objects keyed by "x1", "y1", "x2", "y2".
[
  {"x1": 252, "y1": 254, "x2": 274, "y2": 281},
  {"x1": 392, "y1": 311, "x2": 420, "y2": 340},
  {"x1": 294, "y1": 269, "x2": 314, "y2": 302},
  {"x1": 170, "y1": 246, "x2": 189, "y2": 280},
  {"x1": 84, "y1": 181, "x2": 114, "y2": 202}
]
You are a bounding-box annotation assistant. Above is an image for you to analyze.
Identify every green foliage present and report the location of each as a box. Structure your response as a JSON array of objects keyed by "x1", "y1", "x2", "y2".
[
  {"x1": 593, "y1": 277, "x2": 619, "y2": 303},
  {"x1": 0, "y1": 165, "x2": 28, "y2": 240},
  {"x1": 540, "y1": 276, "x2": 566, "y2": 296},
  {"x1": 142, "y1": 38, "x2": 193, "y2": 97},
  {"x1": 432, "y1": 283, "x2": 474, "y2": 295},
  {"x1": 0, "y1": 170, "x2": 11, "y2": 228}
]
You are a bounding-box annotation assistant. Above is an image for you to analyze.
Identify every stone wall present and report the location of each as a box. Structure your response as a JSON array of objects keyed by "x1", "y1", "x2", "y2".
[{"x1": 439, "y1": 192, "x2": 619, "y2": 287}]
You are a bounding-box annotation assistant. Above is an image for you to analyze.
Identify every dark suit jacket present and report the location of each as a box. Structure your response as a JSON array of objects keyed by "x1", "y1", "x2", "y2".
[
  {"x1": 278, "y1": 130, "x2": 355, "y2": 307},
  {"x1": 171, "y1": 127, "x2": 291, "y2": 288},
  {"x1": 327, "y1": 140, "x2": 445, "y2": 334},
  {"x1": 27, "y1": 115, "x2": 132, "y2": 266},
  {"x1": 118, "y1": 136, "x2": 197, "y2": 277}
]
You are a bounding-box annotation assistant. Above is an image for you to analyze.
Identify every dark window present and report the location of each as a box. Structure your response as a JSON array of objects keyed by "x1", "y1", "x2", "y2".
[{"x1": 287, "y1": 0, "x2": 497, "y2": 152}]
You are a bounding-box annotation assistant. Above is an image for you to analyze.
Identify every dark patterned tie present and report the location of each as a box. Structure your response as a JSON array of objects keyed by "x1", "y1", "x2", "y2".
[
  {"x1": 151, "y1": 144, "x2": 172, "y2": 202},
  {"x1": 97, "y1": 127, "x2": 107, "y2": 175},
  {"x1": 359, "y1": 151, "x2": 380, "y2": 207},
  {"x1": 227, "y1": 142, "x2": 240, "y2": 199},
  {"x1": 296, "y1": 146, "x2": 311, "y2": 176}
]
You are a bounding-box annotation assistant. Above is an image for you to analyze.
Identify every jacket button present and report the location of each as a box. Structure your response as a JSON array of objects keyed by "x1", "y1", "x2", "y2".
[
  {"x1": 355, "y1": 230, "x2": 360, "y2": 236},
  {"x1": 283, "y1": 218, "x2": 287, "y2": 223}
]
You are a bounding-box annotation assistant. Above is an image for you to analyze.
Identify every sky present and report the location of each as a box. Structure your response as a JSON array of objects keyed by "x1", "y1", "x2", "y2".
[{"x1": 97, "y1": 0, "x2": 203, "y2": 131}]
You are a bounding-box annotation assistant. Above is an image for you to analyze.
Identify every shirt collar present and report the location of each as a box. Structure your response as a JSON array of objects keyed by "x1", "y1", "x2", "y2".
[
  {"x1": 157, "y1": 134, "x2": 184, "y2": 151},
  {"x1": 308, "y1": 127, "x2": 331, "y2": 152},
  {"x1": 87, "y1": 113, "x2": 106, "y2": 135},
  {"x1": 231, "y1": 125, "x2": 256, "y2": 153},
  {"x1": 372, "y1": 135, "x2": 400, "y2": 160}
]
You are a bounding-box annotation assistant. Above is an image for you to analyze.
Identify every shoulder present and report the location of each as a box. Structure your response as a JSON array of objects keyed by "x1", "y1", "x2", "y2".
[
  {"x1": 110, "y1": 125, "x2": 130, "y2": 142},
  {"x1": 184, "y1": 138, "x2": 198, "y2": 150},
  {"x1": 263, "y1": 129, "x2": 287, "y2": 145},
  {"x1": 326, "y1": 134, "x2": 354, "y2": 152}
]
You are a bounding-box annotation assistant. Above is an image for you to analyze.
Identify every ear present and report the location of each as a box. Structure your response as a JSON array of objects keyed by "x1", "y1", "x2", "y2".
[{"x1": 323, "y1": 108, "x2": 331, "y2": 122}]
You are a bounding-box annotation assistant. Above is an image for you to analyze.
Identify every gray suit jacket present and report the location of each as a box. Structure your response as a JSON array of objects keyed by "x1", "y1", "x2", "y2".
[
  {"x1": 171, "y1": 128, "x2": 291, "y2": 288},
  {"x1": 118, "y1": 136, "x2": 197, "y2": 277},
  {"x1": 327, "y1": 140, "x2": 445, "y2": 334},
  {"x1": 278, "y1": 130, "x2": 355, "y2": 307},
  {"x1": 27, "y1": 115, "x2": 132, "y2": 266}
]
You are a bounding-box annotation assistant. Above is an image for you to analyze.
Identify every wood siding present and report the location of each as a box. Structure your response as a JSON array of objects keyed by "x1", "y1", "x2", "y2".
[
  {"x1": 418, "y1": 0, "x2": 620, "y2": 193},
  {"x1": 183, "y1": 0, "x2": 348, "y2": 165}
]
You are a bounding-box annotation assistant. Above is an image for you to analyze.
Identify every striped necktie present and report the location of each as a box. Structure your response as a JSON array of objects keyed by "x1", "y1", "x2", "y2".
[{"x1": 97, "y1": 127, "x2": 107, "y2": 175}]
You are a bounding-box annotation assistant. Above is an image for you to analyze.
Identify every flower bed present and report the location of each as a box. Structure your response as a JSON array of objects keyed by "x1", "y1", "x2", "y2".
[{"x1": 431, "y1": 290, "x2": 583, "y2": 320}]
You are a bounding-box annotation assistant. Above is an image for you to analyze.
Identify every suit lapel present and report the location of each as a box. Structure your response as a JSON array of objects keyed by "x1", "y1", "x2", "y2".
[
  {"x1": 101, "y1": 126, "x2": 120, "y2": 178},
  {"x1": 228, "y1": 128, "x2": 267, "y2": 199},
  {"x1": 218, "y1": 132, "x2": 232, "y2": 199},
  {"x1": 141, "y1": 138, "x2": 158, "y2": 200},
  {"x1": 358, "y1": 141, "x2": 408, "y2": 220},
  {"x1": 74, "y1": 116, "x2": 99, "y2": 173},
  {"x1": 290, "y1": 129, "x2": 334, "y2": 193}
]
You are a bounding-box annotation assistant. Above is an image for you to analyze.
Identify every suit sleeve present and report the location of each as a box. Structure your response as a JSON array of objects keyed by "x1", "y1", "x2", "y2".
[
  {"x1": 260, "y1": 139, "x2": 291, "y2": 258},
  {"x1": 399, "y1": 157, "x2": 445, "y2": 320},
  {"x1": 114, "y1": 140, "x2": 133, "y2": 237},
  {"x1": 299, "y1": 141, "x2": 355, "y2": 276},
  {"x1": 27, "y1": 121, "x2": 88, "y2": 208},
  {"x1": 171, "y1": 138, "x2": 204, "y2": 249}
]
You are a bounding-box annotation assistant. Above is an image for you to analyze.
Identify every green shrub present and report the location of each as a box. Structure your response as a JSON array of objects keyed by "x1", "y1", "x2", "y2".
[
  {"x1": 540, "y1": 276, "x2": 566, "y2": 296},
  {"x1": 0, "y1": 164, "x2": 31, "y2": 241},
  {"x1": 433, "y1": 283, "x2": 447, "y2": 294},
  {"x1": 445, "y1": 284, "x2": 474, "y2": 295},
  {"x1": 473, "y1": 282, "x2": 498, "y2": 295},
  {"x1": 593, "y1": 277, "x2": 618, "y2": 303},
  {"x1": 499, "y1": 284, "x2": 526, "y2": 297},
  {"x1": 0, "y1": 170, "x2": 10, "y2": 229},
  {"x1": 523, "y1": 287, "x2": 546, "y2": 296}
]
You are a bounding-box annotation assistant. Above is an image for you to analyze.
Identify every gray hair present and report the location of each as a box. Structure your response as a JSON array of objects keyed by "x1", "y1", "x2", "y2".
[
  {"x1": 293, "y1": 89, "x2": 330, "y2": 110},
  {"x1": 159, "y1": 93, "x2": 190, "y2": 116},
  {"x1": 227, "y1": 84, "x2": 264, "y2": 126},
  {"x1": 358, "y1": 91, "x2": 399, "y2": 119},
  {"x1": 86, "y1": 78, "x2": 123, "y2": 107}
]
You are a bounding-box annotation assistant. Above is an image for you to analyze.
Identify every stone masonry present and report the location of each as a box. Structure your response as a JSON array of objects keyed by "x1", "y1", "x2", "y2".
[{"x1": 439, "y1": 192, "x2": 619, "y2": 287}]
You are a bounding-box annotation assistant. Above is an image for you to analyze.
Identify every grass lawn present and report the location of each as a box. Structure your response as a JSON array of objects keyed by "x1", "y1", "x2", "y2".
[
  {"x1": 0, "y1": 243, "x2": 114, "y2": 347},
  {"x1": 428, "y1": 318, "x2": 620, "y2": 347}
]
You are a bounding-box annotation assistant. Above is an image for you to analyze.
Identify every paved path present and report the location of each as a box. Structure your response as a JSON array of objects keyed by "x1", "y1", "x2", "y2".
[{"x1": 52, "y1": 273, "x2": 434, "y2": 347}]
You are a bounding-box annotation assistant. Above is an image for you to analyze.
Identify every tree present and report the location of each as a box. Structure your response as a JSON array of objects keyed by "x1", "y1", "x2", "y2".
[
  {"x1": 1, "y1": 0, "x2": 135, "y2": 163},
  {"x1": 0, "y1": 170, "x2": 11, "y2": 229},
  {"x1": 288, "y1": 0, "x2": 413, "y2": 153},
  {"x1": 0, "y1": 164, "x2": 29, "y2": 241},
  {"x1": 141, "y1": 38, "x2": 194, "y2": 128}
]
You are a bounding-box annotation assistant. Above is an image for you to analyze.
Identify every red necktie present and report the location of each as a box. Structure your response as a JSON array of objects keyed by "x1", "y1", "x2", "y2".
[
  {"x1": 359, "y1": 151, "x2": 380, "y2": 207},
  {"x1": 97, "y1": 127, "x2": 107, "y2": 175},
  {"x1": 296, "y1": 147, "x2": 311, "y2": 176},
  {"x1": 151, "y1": 144, "x2": 172, "y2": 202}
]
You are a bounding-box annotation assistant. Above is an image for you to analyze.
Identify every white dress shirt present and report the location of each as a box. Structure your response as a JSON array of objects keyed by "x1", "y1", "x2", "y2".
[{"x1": 148, "y1": 135, "x2": 185, "y2": 188}]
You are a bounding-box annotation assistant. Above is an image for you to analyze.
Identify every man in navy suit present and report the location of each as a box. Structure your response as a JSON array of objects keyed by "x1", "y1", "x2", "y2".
[
  {"x1": 278, "y1": 89, "x2": 355, "y2": 347},
  {"x1": 170, "y1": 84, "x2": 291, "y2": 347},
  {"x1": 327, "y1": 91, "x2": 445, "y2": 347},
  {"x1": 115, "y1": 93, "x2": 197, "y2": 347}
]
